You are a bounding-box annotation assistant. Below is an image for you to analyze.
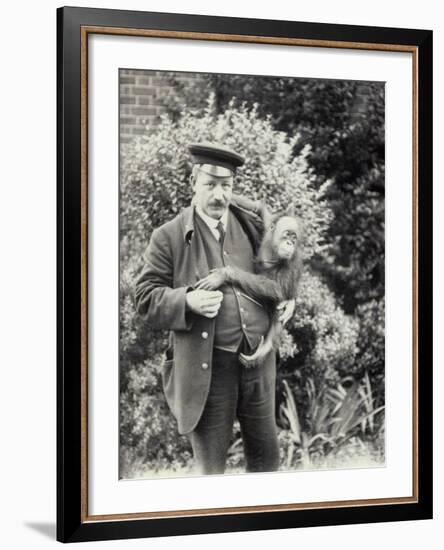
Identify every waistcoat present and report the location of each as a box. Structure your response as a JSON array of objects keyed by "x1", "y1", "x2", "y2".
[{"x1": 194, "y1": 210, "x2": 270, "y2": 352}]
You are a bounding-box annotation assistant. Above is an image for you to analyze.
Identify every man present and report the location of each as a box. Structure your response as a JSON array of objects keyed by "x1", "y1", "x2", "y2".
[{"x1": 134, "y1": 142, "x2": 294, "y2": 475}]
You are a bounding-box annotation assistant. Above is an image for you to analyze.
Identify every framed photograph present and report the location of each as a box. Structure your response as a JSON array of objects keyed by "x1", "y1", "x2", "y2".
[{"x1": 57, "y1": 6, "x2": 433, "y2": 543}]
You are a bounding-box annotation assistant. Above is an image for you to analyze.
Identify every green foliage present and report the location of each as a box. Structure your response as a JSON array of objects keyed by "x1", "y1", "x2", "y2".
[
  {"x1": 121, "y1": 95, "x2": 332, "y2": 263},
  {"x1": 119, "y1": 97, "x2": 379, "y2": 477},
  {"x1": 119, "y1": 354, "x2": 192, "y2": 476},
  {"x1": 278, "y1": 375, "x2": 384, "y2": 470},
  {"x1": 161, "y1": 75, "x2": 385, "y2": 313},
  {"x1": 353, "y1": 299, "x2": 385, "y2": 398},
  {"x1": 289, "y1": 272, "x2": 359, "y2": 382}
]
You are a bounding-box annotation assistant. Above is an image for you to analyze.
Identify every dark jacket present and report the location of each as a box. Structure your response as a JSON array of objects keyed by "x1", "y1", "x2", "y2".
[{"x1": 134, "y1": 200, "x2": 264, "y2": 434}]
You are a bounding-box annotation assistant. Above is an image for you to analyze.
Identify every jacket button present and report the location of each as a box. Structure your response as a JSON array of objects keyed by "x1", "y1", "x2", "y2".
[
  {"x1": 201, "y1": 331, "x2": 208, "y2": 339},
  {"x1": 201, "y1": 362, "x2": 209, "y2": 370}
]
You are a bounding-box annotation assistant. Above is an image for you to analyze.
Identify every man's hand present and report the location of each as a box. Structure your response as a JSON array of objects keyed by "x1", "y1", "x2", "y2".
[
  {"x1": 277, "y1": 299, "x2": 296, "y2": 326},
  {"x1": 185, "y1": 289, "x2": 224, "y2": 318},
  {"x1": 195, "y1": 268, "x2": 228, "y2": 291}
]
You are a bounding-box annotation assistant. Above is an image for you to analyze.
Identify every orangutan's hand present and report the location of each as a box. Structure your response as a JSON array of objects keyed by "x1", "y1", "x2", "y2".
[
  {"x1": 195, "y1": 268, "x2": 228, "y2": 291},
  {"x1": 277, "y1": 299, "x2": 295, "y2": 326}
]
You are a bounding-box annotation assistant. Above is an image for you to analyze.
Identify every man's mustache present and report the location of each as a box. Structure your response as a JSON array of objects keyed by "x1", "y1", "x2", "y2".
[{"x1": 208, "y1": 200, "x2": 226, "y2": 207}]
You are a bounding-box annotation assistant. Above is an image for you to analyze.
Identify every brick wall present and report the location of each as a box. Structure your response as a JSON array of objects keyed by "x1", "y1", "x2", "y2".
[
  {"x1": 119, "y1": 69, "x2": 380, "y2": 143},
  {"x1": 119, "y1": 69, "x2": 205, "y2": 143}
]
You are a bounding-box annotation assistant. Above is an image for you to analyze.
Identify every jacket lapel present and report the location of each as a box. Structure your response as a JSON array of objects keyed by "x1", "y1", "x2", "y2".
[
  {"x1": 178, "y1": 202, "x2": 264, "y2": 284},
  {"x1": 179, "y1": 205, "x2": 210, "y2": 284}
]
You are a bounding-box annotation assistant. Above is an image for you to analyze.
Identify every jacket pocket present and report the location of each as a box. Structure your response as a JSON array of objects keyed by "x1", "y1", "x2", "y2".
[
  {"x1": 164, "y1": 345, "x2": 174, "y2": 361},
  {"x1": 240, "y1": 291, "x2": 264, "y2": 308},
  {"x1": 161, "y1": 347, "x2": 174, "y2": 386}
]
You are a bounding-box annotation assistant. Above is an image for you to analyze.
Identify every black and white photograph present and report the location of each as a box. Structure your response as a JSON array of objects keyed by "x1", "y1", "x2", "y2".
[
  {"x1": 1, "y1": 0, "x2": 438, "y2": 545},
  {"x1": 119, "y1": 69, "x2": 386, "y2": 480}
]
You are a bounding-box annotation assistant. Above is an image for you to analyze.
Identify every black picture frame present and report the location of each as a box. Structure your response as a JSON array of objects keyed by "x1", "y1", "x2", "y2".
[{"x1": 57, "y1": 5, "x2": 433, "y2": 543}]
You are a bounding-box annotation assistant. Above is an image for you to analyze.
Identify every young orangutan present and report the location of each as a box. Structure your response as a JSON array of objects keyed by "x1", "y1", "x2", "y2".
[{"x1": 195, "y1": 202, "x2": 303, "y2": 367}]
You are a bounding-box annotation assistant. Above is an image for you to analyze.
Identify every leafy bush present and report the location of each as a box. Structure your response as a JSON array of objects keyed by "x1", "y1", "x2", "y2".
[
  {"x1": 121, "y1": 95, "x2": 332, "y2": 263},
  {"x1": 278, "y1": 374, "x2": 385, "y2": 470},
  {"x1": 119, "y1": 355, "x2": 192, "y2": 476},
  {"x1": 161, "y1": 74, "x2": 387, "y2": 401},
  {"x1": 161, "y1": 74, "x2": 385, "y2": 313},
  {"x1": 119, "y1": 97, "x2": 362, "y2": 476},
  {"x1": 353, "y1": 298, "x2": 385, "y2": 400}
]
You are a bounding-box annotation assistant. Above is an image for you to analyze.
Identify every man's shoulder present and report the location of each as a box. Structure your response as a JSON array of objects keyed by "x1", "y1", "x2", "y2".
[
  {"x1": 231, "y1": 194, "x2": 261, "y2": 215},
  {"x1": 230, "y1": 202, "x2": 264, "y2": 231},
  {"x1": 229, "y1": 202, "x2": 265, "y2": 253}
]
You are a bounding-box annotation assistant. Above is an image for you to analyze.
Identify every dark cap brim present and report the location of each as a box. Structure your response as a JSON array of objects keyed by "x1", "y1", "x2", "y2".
[{"x1": 189, "y1": 142, "x2": 245, "y2": 171}]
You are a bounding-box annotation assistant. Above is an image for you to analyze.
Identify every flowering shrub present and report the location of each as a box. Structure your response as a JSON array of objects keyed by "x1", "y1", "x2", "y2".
[
  {"x1": 120, "y1": 95, "x2": 332, "y2": 264},
  {"x1": 289, "y1": 272, "x2": 359, "y2": 383},
  {"x1": 119, "y1": 354, "x2": 192, "y2": 476},
  {"x1": 353, "y1": 298, "x2": 385, "y2": 401},
  {"x1": 162, "y1": 75, "x2": 385, "y2": 313},
  {"x1": 119, "y1": 97, "x2": 362, "y2": 476}
]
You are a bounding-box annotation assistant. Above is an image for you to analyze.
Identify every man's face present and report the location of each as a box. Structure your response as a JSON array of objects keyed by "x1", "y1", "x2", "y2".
[{"x1": 192, "y1": 168, "x2": 234, "y2": 220}]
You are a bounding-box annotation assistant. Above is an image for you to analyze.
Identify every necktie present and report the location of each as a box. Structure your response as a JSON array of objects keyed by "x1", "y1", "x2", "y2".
[{"x1": 216, "y1": 220, "x2": 225, "y2": 244}]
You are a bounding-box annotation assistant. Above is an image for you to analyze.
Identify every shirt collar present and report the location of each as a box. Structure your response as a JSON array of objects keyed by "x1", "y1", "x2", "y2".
[{"x1": 195, "y1": 205, "x2": 229, "y2": 230}]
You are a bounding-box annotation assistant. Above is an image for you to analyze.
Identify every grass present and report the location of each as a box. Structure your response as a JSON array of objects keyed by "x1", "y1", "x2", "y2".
[
  {"x1": 120, "y1": 432, "x2": 384, "y2": 480},
  {"x1": 120, "y1": 374, "x2": 385, "y2": 481}
]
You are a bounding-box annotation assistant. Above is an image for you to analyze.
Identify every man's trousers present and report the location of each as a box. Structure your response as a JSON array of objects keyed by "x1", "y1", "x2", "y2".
[{"x1": 188, "y1": 346, "x2": 280, "y2": 475}]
